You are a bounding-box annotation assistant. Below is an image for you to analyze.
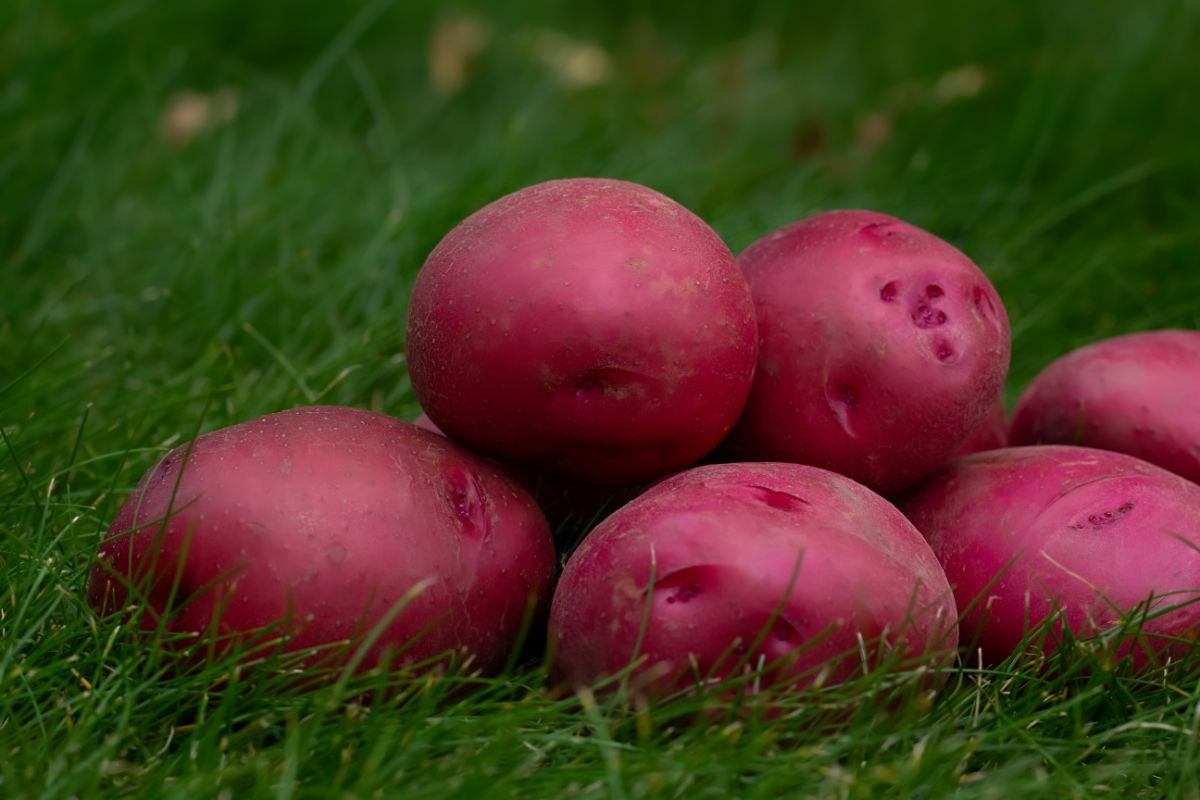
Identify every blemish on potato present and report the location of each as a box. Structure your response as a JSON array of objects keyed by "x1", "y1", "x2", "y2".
[
  {"x1": 913, "y1": 304, "x2": 947, "y2": 328},
  {"x1": 771, "y1": 619, "x2": 798, "y2": 642},
  {"x1": 973, "y1": 286, "x2": 996, "y2": 320},
  {"x1": 819, "y1": 380, "x2": 860, "y2": 440},
  {"x1": 666, "y1": 584, "x2": 699, "y2": 604},
  {"x1": 861, "y1": 221, "x2": 906, "y2": 241},
  {"x1": 839, "y1": 384, "x2": 858, "y2": 409},
  {"x1": 1068, "y1": 501, "x2": 1135, "y2": 530},
  {"x1": 651, "y1": 565, "x2": 721, "y2": 608},
  {"x1": 744, "y1": 484, "x2": 810, "y2": 512},
  {"x1": 573, "y1": 371, "x2": 610, "y2": 395},
  {"x1": 445, "y1": 469, "x2": 489, "y2": 537}
]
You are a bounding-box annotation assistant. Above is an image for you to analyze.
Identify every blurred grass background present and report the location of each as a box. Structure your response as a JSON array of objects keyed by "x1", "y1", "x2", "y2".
[{"x1": 2, "y1": 0, "x2": 1200, "y2": 797}]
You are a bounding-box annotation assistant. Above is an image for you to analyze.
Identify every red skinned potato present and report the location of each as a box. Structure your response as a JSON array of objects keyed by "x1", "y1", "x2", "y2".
[
  {"x1": 412, "y1": 412, "x2": 443, "y2": 435},
  {"x1": 549, "y1": 463, "x2": 958, "y2": 696},
  {"x1": 1010, "y1": 330, "x2": 1200, "y2": 483},
  {"x1": 899, "y1": 446, "x2": 1200, "y2": 665},
  {"x1": 406, "y1": 178, "x2": 758, "y2": 486},
  {"x1": 412, "y1": 411, "x2": 636, "y2": 530},
  {"x1": 726, "y1": 210, "x2": 1010, "y2": 494},
  {"x1": 952, "y1": 398, "x2": 1008, "y2": 458},
  {"x1": 88, "y1": 406, "x2": 556, "y2": 678}
]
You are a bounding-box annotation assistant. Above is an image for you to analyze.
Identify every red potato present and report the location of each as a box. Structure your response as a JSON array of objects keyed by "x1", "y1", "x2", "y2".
[
  {"x1": 1010, "y1": 330, "x2": 1200, "y2": 483},
  {"x1": 412, "y1": 411, "x2": 636, "y2": 530},
  {"x1": 406, "y1": 177, "x2": 759, "y2": 486},
  {"x1": 88, "y1": 406, "x2": 556, "y2": 677},
  {"x1": 412, "y1": 412, "x2": 443, "y2": 435},
  {"x1": 726, "y1": 210, "x2": 1011, "y2": 494},
  {"x1": 549, "y1": 463, "x2": 958, "y2": 696},
  {"x1": 899, "y1": 446, "x2": 1200, "y2": 665},
  {"x1": 952, "y1": 398, "x2": 1008, "y2": 458}
]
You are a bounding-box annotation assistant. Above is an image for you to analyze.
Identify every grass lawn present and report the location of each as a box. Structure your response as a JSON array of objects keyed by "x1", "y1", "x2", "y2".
[{"x1": 4, "y1": 0, "x2": 1200, "y2": 796}]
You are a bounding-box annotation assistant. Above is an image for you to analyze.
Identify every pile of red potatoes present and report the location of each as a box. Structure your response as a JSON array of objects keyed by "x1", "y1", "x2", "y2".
[{"x1": 91, "y1": 178, "x2": 1200, "y2": 697}]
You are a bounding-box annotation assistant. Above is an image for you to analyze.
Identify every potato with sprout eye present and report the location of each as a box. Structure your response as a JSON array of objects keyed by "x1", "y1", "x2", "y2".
[
  {"x1": 549, "y1": 462, "x2": 958, "y2": 696},
  {"x1": 900, "y1": 445, "x2": 1200, "y2": 665},
  {"x1": 406, "y1": 177, "x2": 759, "y2": 486},
  {"x1": 727, "y1": 210, "x2": 1010, "y2": 494},
  {"x1": 89, "y1": 406, "x2": 556, "y2": 680}
]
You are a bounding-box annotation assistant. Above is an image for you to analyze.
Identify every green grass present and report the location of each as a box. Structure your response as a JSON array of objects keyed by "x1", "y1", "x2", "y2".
[{"x1": 4, "y1": 0, "x2": 1200, "y2": 796}]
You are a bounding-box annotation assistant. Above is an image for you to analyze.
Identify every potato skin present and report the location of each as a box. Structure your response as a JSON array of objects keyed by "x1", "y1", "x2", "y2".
[
  {"x1": 726, "y1": 210, "x2": 1010, "y2": 495},
  {"x1": 899, "y1": 445, "x2": 1200, "y2": 664},
  {"x1": 549, "y1": 463, "x2": 958, "y2": 694},
  {"x1": 952, "y1": 398, "x2": 1008, "y2": 458},
  {"x1": 412, "y1": 412, "x2": 443, "y2": 435},
  {"x1": 1010, "y1": 330, "x2": 1200, "y2": 483},
  {"x1": 406, "y1": 178, "x2": 758, "y2": 486},
  {"x1": 413, "y1": 411, "x2": 637, "y2": 531},
  {"x1": 88, "y1": 406, "x2": 556, "y2": 676}
]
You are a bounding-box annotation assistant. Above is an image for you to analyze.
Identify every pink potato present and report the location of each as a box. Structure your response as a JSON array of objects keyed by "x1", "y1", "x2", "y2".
[
  {"x1": 952, "y1": 398, "x2": 1008, "y2": 458},
  {"x1": 549, "y1": 463, "x2": 958, "y2": 696},
  {"x1": 406, "y1": 178, "x2": 759, "y2": 486},
  {"x1": 726, "y1": 210, "x2": 1011, "y2": 494},
  {"x1": 412, "y1": 411, "x2": 637, "y2": 529},
  {"x1": 88, "y1": 406, "x2": 556, "y2": 677},
  {"x1": 412, "y1": 412, "x2": 443, "y2": 435},
  {"x1": 1010, "y1": 330, "x2": 1200, "y2": 484},
  {"x1": 899, "y1": 445, "x2": 1200, "y2": 665}
]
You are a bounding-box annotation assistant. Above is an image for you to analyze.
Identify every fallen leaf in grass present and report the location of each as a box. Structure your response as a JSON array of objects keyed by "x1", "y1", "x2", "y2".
[
  {"x1": 857, "y1": 110, "x2": 893, "y2": 150},
  {"x1": 790, "y1": 118, "x2": 827, "y2": 160},
  {"x1": 522, "y1": 29, "x2": 612, "y2": 88},
  {"x1": 159, "y1": 89, "x2": 239, "y2": 145},
  {"x1": 429, "y1": 15, "x2": 488, "y2": 95},
  {"x1": 934, "y1": 65, "x2": 987, "y2": 104},
  {"x1": 850, "y1": 63, "x2": 987, "y2": 161}
]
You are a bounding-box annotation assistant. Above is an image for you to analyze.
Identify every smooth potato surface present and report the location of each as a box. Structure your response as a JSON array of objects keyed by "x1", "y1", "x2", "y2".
[
  {"x1": 406, "y1": 178, "x2": 758, "y2": 485},
  {"x1": 952, "y1": 398, "x2": 1008, "y2": 458},
  {"x1": 89, "y1": 406, "x2": 556, "y2": 676},
  {"x1": 550, "y1": 462, "x2": 958, "y2": 695},
  {"x1": 900, "y1": 445, "x2": 1200, "y2": 664},
  {"x1": 1010, "y1": 330, "x2": 1200, "y2": 483}
]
